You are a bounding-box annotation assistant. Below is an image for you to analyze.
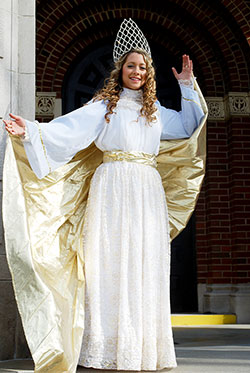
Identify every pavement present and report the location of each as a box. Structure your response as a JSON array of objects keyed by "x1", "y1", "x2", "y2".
[{"x1": 0, "y1": 324, "x2": 249, "y2": 373}]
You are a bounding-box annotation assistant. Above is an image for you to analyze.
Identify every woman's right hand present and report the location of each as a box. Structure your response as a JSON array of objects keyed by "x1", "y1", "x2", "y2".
[{"x1": 3, "y1": 113, "x2": 26, "y2": 137}]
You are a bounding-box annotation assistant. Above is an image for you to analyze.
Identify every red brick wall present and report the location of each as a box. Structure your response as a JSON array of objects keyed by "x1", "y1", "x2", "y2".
[
  {"x1": 36, "y1": 0, "x2": 250, "y2": 96},
  {"x1": 36, "y1": 0, "x2": 250, "y2": 284},
  {"x1": 196, "y1": 120, "x2": 232, "y2": 284},
  {"x1": 196, "y1": 115, "x2": 250, "y2": 284},
  {"x1": 229, "y1": 116, "x2": 250, "y2": 282}
]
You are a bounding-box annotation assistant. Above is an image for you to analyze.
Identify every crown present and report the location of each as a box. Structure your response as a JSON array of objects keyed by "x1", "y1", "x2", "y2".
[{"x1": 113, "y1": 18, "x2": 151, "y2": 62}]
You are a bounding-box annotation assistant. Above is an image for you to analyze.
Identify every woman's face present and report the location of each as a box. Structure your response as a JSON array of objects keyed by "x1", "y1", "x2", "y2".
[{"x1": 122, "y1": 52, "x2": 147, "y2": 90}]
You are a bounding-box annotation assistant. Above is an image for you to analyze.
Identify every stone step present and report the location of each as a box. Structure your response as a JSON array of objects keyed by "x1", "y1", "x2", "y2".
[{"x1": 171, "y1": 313, "x2": 237, "y2": 326}]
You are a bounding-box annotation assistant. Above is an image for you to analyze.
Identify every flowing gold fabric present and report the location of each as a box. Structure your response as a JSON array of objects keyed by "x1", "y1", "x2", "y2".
[
  {"x1": 3, "y1": 79, "x2": 207, "y2": 372},
  {"x1": 3, "y1": 139, "x2": 103, "y2": 372},
  {"x1": 158, "y1": 79, "x2": 208, "y2": 239}
]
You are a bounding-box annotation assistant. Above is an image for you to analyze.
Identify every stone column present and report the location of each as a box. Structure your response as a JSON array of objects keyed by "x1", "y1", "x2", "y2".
[{"x1": 0, "y1": 0, "x2": 35, "y2": 360}]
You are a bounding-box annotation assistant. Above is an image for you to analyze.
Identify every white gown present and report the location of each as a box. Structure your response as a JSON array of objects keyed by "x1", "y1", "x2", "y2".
[{"x1": 22, "y1": 85, "x2": 204, "y2": 371}]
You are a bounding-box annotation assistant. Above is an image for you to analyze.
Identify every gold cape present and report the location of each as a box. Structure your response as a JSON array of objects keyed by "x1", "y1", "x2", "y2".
[{"x1": 2, "y1": 80, "x2": 207, "y2": 372}]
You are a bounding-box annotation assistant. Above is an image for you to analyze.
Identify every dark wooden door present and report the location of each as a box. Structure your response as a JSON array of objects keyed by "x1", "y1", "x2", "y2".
[
  {"x1": 170, "y1": 214, "x2": 198, "y2": 312},
  {"x1": 62, "y1": 39, "x2": 198, "y2": 313}
]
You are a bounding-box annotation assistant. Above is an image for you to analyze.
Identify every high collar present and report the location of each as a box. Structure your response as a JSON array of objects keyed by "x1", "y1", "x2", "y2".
[{"x1": 120, "y1": 88, "x2": 143, "y2": 103}]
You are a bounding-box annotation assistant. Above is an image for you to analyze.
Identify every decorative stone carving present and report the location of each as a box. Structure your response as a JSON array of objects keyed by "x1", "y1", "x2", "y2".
[
  {"x1": 228, "y1": 92, "x2": 250, "y2": 116},
  {"x1": 36, "y1": 92, "x2": 56, "y2": 117},
  {"x1": 206, "y1": 93, "x2": 250, "y2": 121},
  {"x1": 206, "y1": 96, "x2": 229, "y2": 121}
]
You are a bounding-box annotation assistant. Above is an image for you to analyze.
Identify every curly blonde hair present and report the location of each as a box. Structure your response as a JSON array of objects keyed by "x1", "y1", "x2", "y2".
[{"x1": 92, "y1": 49, "x2": 158, "y2": 124}]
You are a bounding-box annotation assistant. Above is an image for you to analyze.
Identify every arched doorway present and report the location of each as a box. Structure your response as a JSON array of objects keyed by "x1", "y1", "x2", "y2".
[
  {"x1": 62, "y1": 37, "x2": 182, "y2": 112},
  {"x1": 62, "y1": 39, "x2": 198, "y2": 313}
]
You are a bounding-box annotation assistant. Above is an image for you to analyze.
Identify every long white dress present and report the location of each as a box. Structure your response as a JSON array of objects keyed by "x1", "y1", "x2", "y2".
[{"x1": 22, "y1": 84, "x2": 204, "y2": 371}]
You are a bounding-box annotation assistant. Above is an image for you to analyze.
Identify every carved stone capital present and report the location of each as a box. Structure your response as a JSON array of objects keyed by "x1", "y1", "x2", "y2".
[
  {"x1": 228, "y1": 92, "x2": 250, "y2": 116},
  {"x1": 205, "y1": 96, "x2": 230, "y2": 121},
  {"x1": 36, "y1": 92, "x2": 56, "y2": 117}
]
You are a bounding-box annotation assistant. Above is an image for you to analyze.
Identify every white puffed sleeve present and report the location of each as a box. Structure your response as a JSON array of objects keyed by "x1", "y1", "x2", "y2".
[
  {"x1": 22, "y1": 99, "x2": 106, "y2": 179},
  {"x1": 159, "y1": 84, "x2": 205, "y2": 140}
]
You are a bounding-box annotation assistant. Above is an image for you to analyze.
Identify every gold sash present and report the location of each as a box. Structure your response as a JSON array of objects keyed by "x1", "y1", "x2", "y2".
[{"x1": 103, "y1": 150, "x2": 157, "y2": 168}]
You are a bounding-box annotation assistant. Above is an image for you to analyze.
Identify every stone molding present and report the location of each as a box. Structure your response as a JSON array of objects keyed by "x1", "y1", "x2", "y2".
[
  {"x1": 36, "y1": 92, "x2": 56, "y2": 117},
  {"x1": 205, "y1": 92, "x2": 250, "y2": 121}
]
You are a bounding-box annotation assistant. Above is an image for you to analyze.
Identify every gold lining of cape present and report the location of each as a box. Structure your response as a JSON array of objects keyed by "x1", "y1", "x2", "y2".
[{"x1": 3, "y1": 79, "x2": 207, "y2": 372}]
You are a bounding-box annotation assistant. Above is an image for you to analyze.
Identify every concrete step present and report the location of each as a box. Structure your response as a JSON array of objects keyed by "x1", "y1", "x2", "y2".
[{"x1": 171, "y1": 313, "x2": 237, "y2": 326}]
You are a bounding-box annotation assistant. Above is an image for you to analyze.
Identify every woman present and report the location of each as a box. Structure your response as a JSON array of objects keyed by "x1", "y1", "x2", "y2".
[{"x1": 3, "y1": 19, "x2": 206, "y2": 372}]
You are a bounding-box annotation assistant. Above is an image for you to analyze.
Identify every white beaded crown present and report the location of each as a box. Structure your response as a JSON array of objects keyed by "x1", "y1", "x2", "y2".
[{"x1": 113, "y1": 18, "x2": 151, "y2": 62}]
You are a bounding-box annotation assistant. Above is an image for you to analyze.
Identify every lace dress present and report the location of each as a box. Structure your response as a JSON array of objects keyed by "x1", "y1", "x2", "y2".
[{"x1": 77, "y1": 87, "x2": 203, "y2": 371}]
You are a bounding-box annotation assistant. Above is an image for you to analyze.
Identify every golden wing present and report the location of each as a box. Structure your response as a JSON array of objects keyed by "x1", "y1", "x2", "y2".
[{"x1": 3, "y1": 138, "x2": 102, "y2": 372}]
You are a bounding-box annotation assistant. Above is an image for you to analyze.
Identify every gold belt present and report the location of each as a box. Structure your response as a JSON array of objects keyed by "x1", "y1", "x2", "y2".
[{"x1": 103, "y1": 150, "x2": 157, "y2": 168}]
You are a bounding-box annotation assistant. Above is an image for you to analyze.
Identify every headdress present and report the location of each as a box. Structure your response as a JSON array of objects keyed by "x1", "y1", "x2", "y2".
[{"x1": 113, "y1": 18, "x2": 151, "y2": 62}]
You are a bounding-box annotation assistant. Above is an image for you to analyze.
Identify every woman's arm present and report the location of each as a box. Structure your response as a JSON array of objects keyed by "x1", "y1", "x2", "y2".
[
  {"x1": 160, "y1": 55, "x2": 205, "y2": 140},
  {"x1": 3, "y1": 113, "x2": 26, "y2": 136},
  {"x1": 3, "y1": 100, "x2": 107, "y2": 179},
  {"x1": 159, "y1": 82, "x2": 205, "y2": 140}
]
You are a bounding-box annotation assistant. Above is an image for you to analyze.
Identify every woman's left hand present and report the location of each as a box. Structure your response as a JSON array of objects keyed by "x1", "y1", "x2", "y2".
[{"x1": 172, "y1": 54, "x2": 193, "y2": 81}]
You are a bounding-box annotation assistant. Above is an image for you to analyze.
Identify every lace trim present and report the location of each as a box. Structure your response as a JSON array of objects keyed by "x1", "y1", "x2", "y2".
[
  {"x1": 79, "y1": 358, "x2": 176, "y2": 371},
  {"x1": 178, "y1": 76, "x2": 195, "y2": 89},
  {"x1": 79, "y1": 353, "x2": 177, "y2": 371},
  {"x1": 21, "y1": 124, "x2": 30, "y2": 142},
  {"x1": 79, "y1": 334, "x2": 177, "y2": 370},
  {"x1": 119, "y1": 87, "x2": 143, "y2": 105},
  {"x1": 179, "y1": 77, "x2": 202, "y2": 107},
  {"x1": 116, "y1": 100, "x2": 142, "y2": 111}
]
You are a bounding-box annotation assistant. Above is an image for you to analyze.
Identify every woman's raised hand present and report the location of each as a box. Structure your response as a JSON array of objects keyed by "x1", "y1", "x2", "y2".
[
  {"x1": 172, "y1": 54, "x2": 193, "y2": 82},
  {"x1": 3, "y1": 113, "x2": 26, "y2": 137}
]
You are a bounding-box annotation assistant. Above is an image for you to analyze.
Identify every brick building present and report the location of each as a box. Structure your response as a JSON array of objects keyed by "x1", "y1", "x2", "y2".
[{"x1": 0, "y1": 0, "x2": 250, "y2": 361}]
